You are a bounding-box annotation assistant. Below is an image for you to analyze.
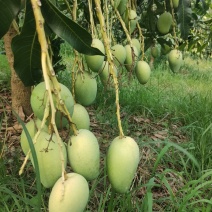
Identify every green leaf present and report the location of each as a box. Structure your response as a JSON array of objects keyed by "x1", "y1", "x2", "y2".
[
  {"x1": 41, "y1": 0, "x2": 104, "y2": 56},
  {"x1": 0, "y1": 0, "x2": 21, "y2": 38},
  {"x1": 12, "y1": 1, "x2": 43, "y2": 86},
  {"x1": 178, "y1": 0, "x2": 192, "y2": 40}
]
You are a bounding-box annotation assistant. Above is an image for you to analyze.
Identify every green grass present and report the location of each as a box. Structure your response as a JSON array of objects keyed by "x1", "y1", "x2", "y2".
[{"x1": 1, "y1": 52, "x2": 212, "y2": 211}]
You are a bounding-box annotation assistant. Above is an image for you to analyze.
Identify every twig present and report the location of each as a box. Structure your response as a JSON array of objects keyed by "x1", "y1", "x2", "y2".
[{"x1": 94, "y1": 0, "x2": 124, "y2": 138}]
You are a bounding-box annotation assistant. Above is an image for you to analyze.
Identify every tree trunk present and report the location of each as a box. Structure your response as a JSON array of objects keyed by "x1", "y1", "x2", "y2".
[{"x1": 3, "y1": 24, "x2": 32, "y2": 119}]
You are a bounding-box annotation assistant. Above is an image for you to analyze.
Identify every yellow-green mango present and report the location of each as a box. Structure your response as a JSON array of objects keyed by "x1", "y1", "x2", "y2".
[
  {"x1": 172, "y1": 0, "x2": 179, "y2": 8},
  {"x1": 135, "y1": 61, "x2": 151, "y2": 84},
  {"x1": 85, "y1": 39, "x2": 105, "y2": 72},
  {"x1": 30, "y1": 82, "x2": 74, "y2": 129},
  {"x1": 151, "y1": 46, "x2": 159, "y2": 58},
  {"x1": 99, "y1": 61, "x2": 118, "y2": 86},
  {"x1": 74, "y1": 71, "x2": 97, "y2": 106},
  {"x1": 68, "y1": 129, "x2": 100, "y2": 181},
  {"x1": 71, "y1": 103, "x2": 90, "y2": 132},
  {"x1": 33, "y1": 131, "x2": 67, "y2": 188},
  {"x1": 20, "y1": 119, "x2": 48, "y2": 155},
  {"x1": 124, "y1": 45, "x2": 138, "y2": 71},
  {"x1": 123, "y1": 10, "x2": 138, "y2": 34},
  {"x1": 111, "y1": 44, "x2": 126, "y2": 66},
  {"x1": 106, "y1": 136, "x2": 140, "y2": 193},
  {"x1": 48, "y1": 173, "x2": 89, "y2": 212},
  {"x1": 132, "y1": 38, "x2": 141, "y2": 56},
  {"x1": 168, "y1": 49, "x2": 183, "y2": 73},
  {"x1": 157, "y1": 12, "x2": 173, "y2": 34}
]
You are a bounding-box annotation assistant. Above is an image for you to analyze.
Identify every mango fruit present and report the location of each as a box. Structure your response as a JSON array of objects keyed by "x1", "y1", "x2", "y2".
[
  {"x1": 132, "y1": 38, "x2": 141, "y2": 56},
  {"x1": 172, "y1": 0, "x2": 179, "y2": 8},
  {"x1": 74, "y1": 71, "x2": 97, "y2": 106},
  {"x1": 168, "y1": 49, "x2": 183, "y2": 73},
  {"x1": 71, "y1": 103, "x2": 90, "y2": 132},
  {"x1": 135, "y1": 61, "x2": 151, "y2": 84},
  {"x1": 48, "y1": 173, "x2": 89, "y2": 212},
  {"x1": 123, "y1": 10, "x2": 138, "y2": 34},
  {"x1": 106, "y1": 136, "x2": 140, "y2": 193},
  {"x1": 30, "y1": 82, "x2": 74, "y2": 129},
  {"x1": 157, "y1": 12, "x2": 172, "y2": 34},
  {"x1": 111, "y1": 44, "x2": 126, "y2": 67},
  {"x1": 68, "y1": 129, "x2": 100, "y2": 181},
  {"x1": 124, "y1": 45, "x2": 138, "y2": 71},
  {"x1": 151, "y1": 46, "x2": 159, "y2": 58},
  {"x1": 20, "y1": 119, "x2": 48, "y2": 155},
  {"x1": 85, "y1": 39, "x2": 105, "y2": 73},
  {"x1": 99, "y1": 61, "x2": 118, "y2": 87},
  {"x1": 33, "y1": 131, "x2": 67, "y2": 188}
]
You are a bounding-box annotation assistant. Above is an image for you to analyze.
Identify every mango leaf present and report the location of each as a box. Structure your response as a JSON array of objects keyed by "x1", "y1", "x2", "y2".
[
  {"x1": 41, "y1": 0, "x2": 104, "y2": 56},
  {"x1": 12, "y1": 1, "x2": 42, "y2": 86},
  {"x1": 195, "y1": 0, "x2": 209, "y2": 15},
  {"x1": 0, "y1": 0, "x2": 21, "y2": 38},
  {"x1": 177, "y1": 0, "x2": 192, "y2": 40}
]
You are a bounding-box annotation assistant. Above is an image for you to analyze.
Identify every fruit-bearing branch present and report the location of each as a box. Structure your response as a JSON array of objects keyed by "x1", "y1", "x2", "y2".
[
  {"x1": 94, "y1": 0, "x2": 124, "y2": 138},
  {"x1": 28, "y1": 0, "x2": 69, "y2": 180}
]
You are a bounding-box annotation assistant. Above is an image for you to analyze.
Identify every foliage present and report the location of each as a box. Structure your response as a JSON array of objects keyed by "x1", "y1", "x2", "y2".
[
  {"x1": 178, "y1": 0, "x2": 192, "y2": 39},
  {"x1": 0, "y1": 0, "x2": 21, "y2": 39},
  {"x1": 12, "y1": 1, "x2": 42, "y2": 86}
]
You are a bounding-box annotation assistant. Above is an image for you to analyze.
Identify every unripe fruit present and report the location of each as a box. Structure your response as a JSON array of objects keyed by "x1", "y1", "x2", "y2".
[
  {"x1": 99, "y1": 61, "x2": 118, "y2": 86},
  {"x1": 172, "y1": 0, "x2": 179, "y2": 8},
  {"x1": 48, "y1": 173, "x2": 89, "y2": 212},
  {"x1": 132, "y1": 38, "x2": 141, "y2": 56},
  {"x1": 157, "y1": 12, "x2": 173, "y2": 34},
  {"x1": 168, "y1": 49, "x2": 183, "y2": 73},
  {"x1": 124, "y1": 45, "x2": 138, "y2": 71},
  {"x1": 117, "y1": 0, "x2": 128, "y2": 15},
  {"x1": 20, "y1": 119, "x2": 48, "y2": 155},
  {"x1": 85, "y1": 39, "x2": 105, "y2": 72},
  {"x1": 135, "y1": 61, "x2": 151, "y2": 84},
  {"x1": 30, "y1": 82, "x2": 74, "y2": 129},
  {"x1": 33, "y1": 131, "x2": 67, "y2": 188},
  {"x1": 151, "y1": 46, "x2": 159, "y2": 58},
  {"x1": 124, "y1": 10, "x2": 138, "y2": 34},
  {"x1": 67, "y1": 129, "x2": 100, "y2": 181},
  {"x1": 74, "y1": 71, "x2": 97, "y2": 106},
  {"x1": 107, "y1": 136, "x2": 140, "y2": 193},
  {"x1": 71, "y1": 104, "x2": 90, "y2": 131},
  {"x1": 111, "y1": 44, "x2": 126, "y2": 66}
]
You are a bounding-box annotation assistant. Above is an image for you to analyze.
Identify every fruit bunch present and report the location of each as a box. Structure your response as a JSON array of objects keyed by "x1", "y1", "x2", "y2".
[{"x1": 19, "y1": 0, "x2": 184, "y2": 211}]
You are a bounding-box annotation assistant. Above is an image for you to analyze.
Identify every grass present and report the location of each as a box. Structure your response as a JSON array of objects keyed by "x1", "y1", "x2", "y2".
[{"x1": 1, "y1": 51, "x2": 212, "y2": 211}]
